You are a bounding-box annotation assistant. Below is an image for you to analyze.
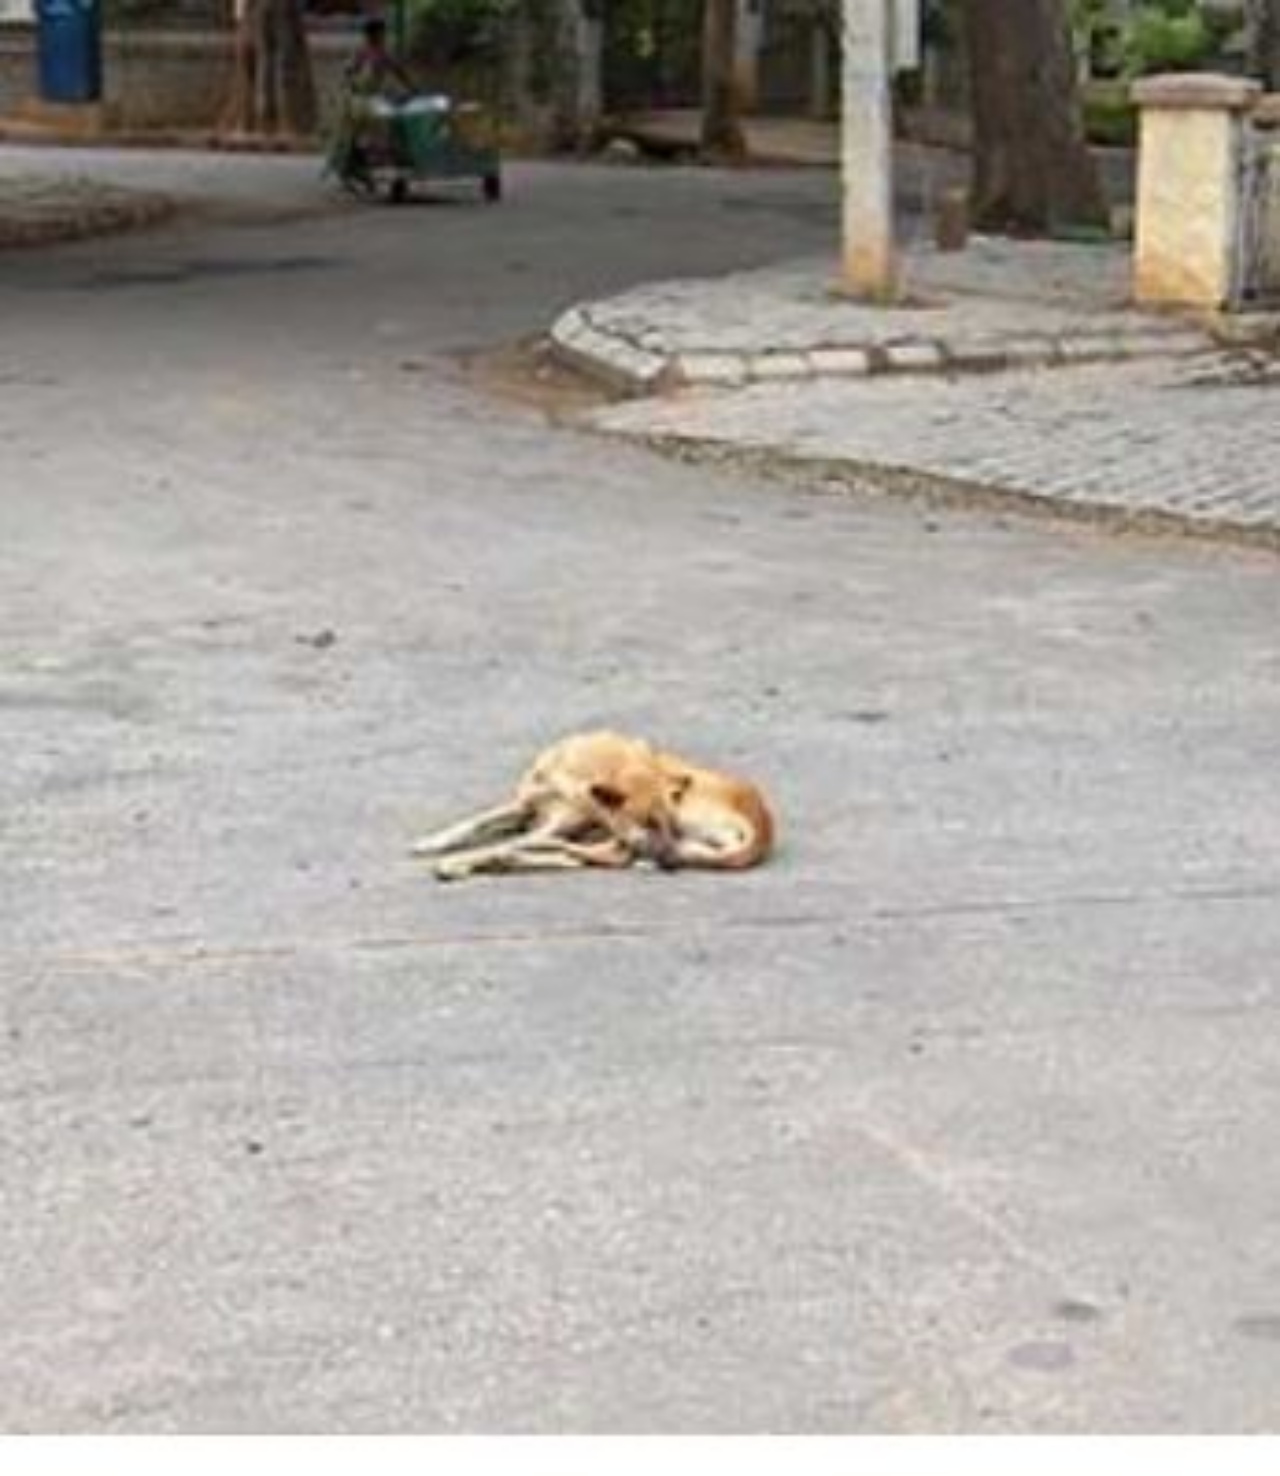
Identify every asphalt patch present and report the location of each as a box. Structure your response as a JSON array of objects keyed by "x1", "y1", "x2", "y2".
[{"x1": 73, "y1": 253, "x2": 340, "y2": 291}]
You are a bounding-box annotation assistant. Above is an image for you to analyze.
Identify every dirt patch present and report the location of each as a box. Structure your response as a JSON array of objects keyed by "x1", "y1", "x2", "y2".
[{"x1": 461, "y1": 335, "x2": 623, "y2": 421}]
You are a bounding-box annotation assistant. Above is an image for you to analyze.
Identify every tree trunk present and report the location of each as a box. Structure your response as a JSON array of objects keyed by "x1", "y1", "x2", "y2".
[
  {"x1": 961, "y1": 0, "x2": 1108, "y2": 235},
  {"x1": 222, "y1": 0, "x2": 316, "y2": 139},
  {"x1": 503, "y1": 0, "x2": 564, "y2": 146},
  {"x1": 701, "y1": 0, "x2": 747, "y2": 161},
  {"x1": 809, "y1": 12, "x2": 836, "y2": 121},
  {"x1": 1247, "y1": 0, "x2": 1280, "y2": 89},
  {"x1": 503, "y1": 2, "x2": 538, "y2": 137}
]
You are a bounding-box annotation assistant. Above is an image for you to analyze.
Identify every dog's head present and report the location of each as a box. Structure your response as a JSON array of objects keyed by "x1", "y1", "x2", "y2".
[{"x1": 588, "y1": 770, "x2": 680, "y2": 868}]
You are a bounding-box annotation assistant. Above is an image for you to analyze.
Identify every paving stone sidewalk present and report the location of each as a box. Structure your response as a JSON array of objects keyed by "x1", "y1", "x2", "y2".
[
  {"x1": 552, "y1": 237, "x2": 1211, "y2": 393},
  {"x1": 0, "y1": 173, "x2": 175, "y2": 248},
  {"x1": 591, "y1": 351, "x2": 1280, "y2": 541}
]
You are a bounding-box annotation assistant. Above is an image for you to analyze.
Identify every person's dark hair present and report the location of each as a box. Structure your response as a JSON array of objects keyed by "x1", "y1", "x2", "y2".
[{"x1": 363, "y1": 17, "x2": 388, "y2": 43}]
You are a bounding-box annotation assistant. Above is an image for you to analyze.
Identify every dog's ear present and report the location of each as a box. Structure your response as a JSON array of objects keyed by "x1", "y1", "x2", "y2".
[{"x1": 589, "y1": 782, "x2": 626, "y2": 811}]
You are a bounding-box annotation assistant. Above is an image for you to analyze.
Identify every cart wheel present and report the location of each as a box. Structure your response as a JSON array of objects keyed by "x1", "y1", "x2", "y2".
[
  {"x1": 482, "y1": 172, "x2": 502, "y2": 204},
  {"x1": 389, "y1": 177, "x2": 409, "y2": 206}
]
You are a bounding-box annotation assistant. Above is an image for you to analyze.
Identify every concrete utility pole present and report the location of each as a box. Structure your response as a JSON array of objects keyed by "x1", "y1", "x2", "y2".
[{"x1": 840, "y1": 0, "x2": 897, "y2": 299}]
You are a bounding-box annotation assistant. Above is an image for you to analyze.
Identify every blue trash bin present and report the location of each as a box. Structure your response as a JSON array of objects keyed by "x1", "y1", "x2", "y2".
[{"x1": 35, "y1": 0, "x2": 103, "y2": 105}]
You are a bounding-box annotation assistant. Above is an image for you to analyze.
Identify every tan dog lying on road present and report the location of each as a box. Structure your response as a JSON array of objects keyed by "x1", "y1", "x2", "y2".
[{"x1": 411, "y1": 730, "x2": 775, "y2": 881}]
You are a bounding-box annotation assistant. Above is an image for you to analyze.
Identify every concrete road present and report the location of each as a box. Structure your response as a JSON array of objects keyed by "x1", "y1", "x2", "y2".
[{"x1": 2, "y1": 153, "x2": 1280, "y2": 1434}]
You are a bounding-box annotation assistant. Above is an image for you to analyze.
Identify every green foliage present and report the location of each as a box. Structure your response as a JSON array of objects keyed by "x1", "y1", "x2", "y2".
[
  {"x1": 921, "y1": 0, "x2": 958, "y2": 48},
  {"x1": 405, "y1": 0, "x2": 514, "y2": 67},
  {"x1": 1121, "y1": 4, "x2": 1213, "y2": 73},
  {"x1": 1074, "y1": 2, "x2": 1246, "y2": 139},
  {"x1": 602, "y1": 1, "x2": 701, "y2": 110},
  {"x1": 1082, "y1": 83, "x2": 1137, "y2": 147},
  {"x1": 1073, "y1": 1, "x2": 1241, "y2": 80}
]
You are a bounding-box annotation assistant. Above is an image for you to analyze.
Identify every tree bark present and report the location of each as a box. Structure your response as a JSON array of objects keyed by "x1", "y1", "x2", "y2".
[
  {"x1": 701, "y1": 0, "x2": 747, "y2": 160},
  {"x1": 222, "y1": 0, "x2": 316, "y2": 139},
  {"x1": 503, "y1": 1, "x2": 538, "y2": 137},
  {"x1": 961, "y1": 0, "x2": 1108, "y2": 235}
]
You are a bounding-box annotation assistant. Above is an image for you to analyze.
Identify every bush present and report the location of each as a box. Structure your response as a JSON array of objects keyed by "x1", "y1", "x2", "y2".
[
  {"x1": 1082, "y1": 84, "x2": 1137, "y2": 148},
  {"x1": 1121, "y1": 4, "x2": 1214, "y2": 74},
  {"x1": 1075, "y1": 0, "x2": 1241, "y2": 80},
  {"x1": 406, "y1": 0, "x2": 513, "y2": 68}
]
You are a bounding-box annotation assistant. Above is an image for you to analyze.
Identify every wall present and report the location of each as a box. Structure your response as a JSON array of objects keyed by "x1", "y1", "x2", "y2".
[{"x1": 0, "y1": 26, "x2": 390, "y2": 132}]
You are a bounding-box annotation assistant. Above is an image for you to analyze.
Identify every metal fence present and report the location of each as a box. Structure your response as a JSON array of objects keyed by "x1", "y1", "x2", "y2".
[{"x1": 1235, "y1": 112, "x2": 1280, "y2": 305}]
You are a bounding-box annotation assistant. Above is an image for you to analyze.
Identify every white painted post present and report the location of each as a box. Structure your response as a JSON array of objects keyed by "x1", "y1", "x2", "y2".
[
  {"x1": 573, "y1": 1, "x2": 604, "y2": 133},
  {"x1": 1132, "y1": 73, "x2": 1261, "y2": 309},
  {"x1": 841, "y1": 0, "x2": 898, "y2": 299},
  {"x1": 890, "y1": 0, "x2": 920, "y2": 71}
]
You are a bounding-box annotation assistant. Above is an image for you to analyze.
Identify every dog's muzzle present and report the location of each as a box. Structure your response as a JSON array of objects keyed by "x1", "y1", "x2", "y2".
[{"x1": 634, "y1": 828, "x2": 679, "y2": 871}]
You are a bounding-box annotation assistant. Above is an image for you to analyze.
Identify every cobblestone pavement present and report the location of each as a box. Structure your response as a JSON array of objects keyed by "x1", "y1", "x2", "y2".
[
  {"x1": 593, "y1": 351, "x2": 1280, "y2": 543},
  {"x1": 554, "y1": 239, "x2": 1210, "y2": 392},
  {"x1": 591, "y1": 351, "x2": 1280, "y2": 540},
  {"x1": 0, "y1": 172, "x2": 175, "y2": 247}
]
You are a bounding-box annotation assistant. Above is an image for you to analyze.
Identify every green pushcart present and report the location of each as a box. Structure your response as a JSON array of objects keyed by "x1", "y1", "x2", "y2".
[{"x1": 328, "y1": 94, "x2": 502, "y2": 206}]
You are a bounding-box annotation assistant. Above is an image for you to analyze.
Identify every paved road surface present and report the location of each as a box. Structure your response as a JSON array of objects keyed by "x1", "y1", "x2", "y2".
[{"x1": 2, "y1": 152, "x2": 1279, "y2": 1433}]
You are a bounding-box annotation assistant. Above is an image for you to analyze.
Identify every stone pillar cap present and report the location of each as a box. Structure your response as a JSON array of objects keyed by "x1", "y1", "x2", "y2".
[{"x1": 1131, "y1": 72, "x2": 1262, "y2": 111}]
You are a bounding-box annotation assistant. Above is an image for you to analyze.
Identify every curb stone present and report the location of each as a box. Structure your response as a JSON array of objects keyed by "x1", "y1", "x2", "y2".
[
  {"x1": 807, "y1": 347, "x2": 873, "y2": 377},
  {"x1": 747, "y1": 351, "x2": 811, "y2": 382},
  {"x1": 550, "y1": 305, "x2": 1213, "y2": 396},
  {"x1": 671, "y1": 352, "x2": 748, "y2": 387},
  {"x1": 0, "y1": 187, "x2": 177, "y2": 250},
  {"x1": 549, "y1": 308, "x2": 669, "y2": 393}
]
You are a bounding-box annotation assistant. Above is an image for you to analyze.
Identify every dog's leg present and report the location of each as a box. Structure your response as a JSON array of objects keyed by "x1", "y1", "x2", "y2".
[
  {"x1": 435, "y1": 846, "x2": 585, "y2": 881},
  {"x1": 527, "y1": 836, "x2": 633, "y2": 869},
  {"x1": 410, "y1": 799, "x2": 533, "y2": 858},
  {"x1": 433, "y1": 833, "x2": 632, "y2": 881}
]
